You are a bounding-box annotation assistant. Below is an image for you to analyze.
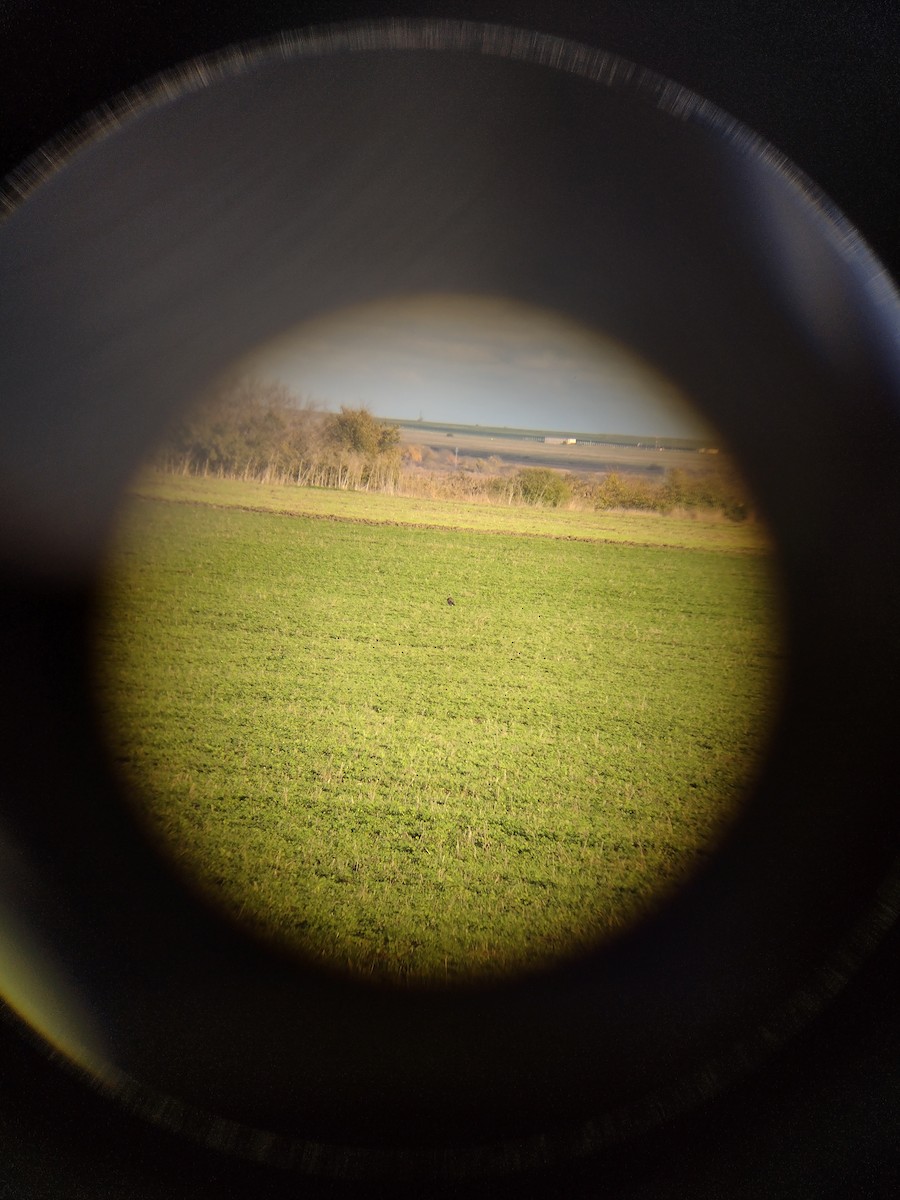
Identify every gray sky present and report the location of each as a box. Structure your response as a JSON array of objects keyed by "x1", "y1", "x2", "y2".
[{"x1": 239, "y1": 294, "x2": 714, "y2": 438}]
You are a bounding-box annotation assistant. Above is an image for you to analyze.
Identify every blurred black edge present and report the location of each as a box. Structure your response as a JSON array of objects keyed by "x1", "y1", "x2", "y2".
[{"x1": 1, "y1": 2, "x2": 899, "y2": 1198}]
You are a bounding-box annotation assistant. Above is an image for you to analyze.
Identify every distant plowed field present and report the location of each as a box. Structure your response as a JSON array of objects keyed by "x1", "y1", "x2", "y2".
[{"x1": 397, "y1": 425, "x2": 713, "y2": 475}]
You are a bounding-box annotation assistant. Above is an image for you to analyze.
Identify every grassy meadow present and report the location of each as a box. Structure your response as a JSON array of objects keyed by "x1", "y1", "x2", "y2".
[{"x1": 94, "y1": 473, "x2": 783, "y2": 984}]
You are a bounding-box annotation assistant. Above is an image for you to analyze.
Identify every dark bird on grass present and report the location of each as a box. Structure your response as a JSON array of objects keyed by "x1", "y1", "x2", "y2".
[{"x1": 447, "y1": 596, "x2": 455, "y2": 606}]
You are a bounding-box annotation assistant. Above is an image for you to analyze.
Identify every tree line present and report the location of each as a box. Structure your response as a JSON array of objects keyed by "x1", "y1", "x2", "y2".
[
  {"x1": 155, "y1": 376, "x2": 751, "y2": 520},
  {"x1": 155, "y1": 377, "x2": 402, "y2": 492},
  {"x1": 403, "y1": 465, "x2": 750, "y2": 520}
]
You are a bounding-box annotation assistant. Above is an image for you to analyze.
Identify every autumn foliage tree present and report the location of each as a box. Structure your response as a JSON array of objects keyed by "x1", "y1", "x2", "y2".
[
  {"x1": 320, "y1": 406, "x2": 401, "y2": 490},
  {"x1": 326, "y1": 406, "x2": 400, "y2": 456}
]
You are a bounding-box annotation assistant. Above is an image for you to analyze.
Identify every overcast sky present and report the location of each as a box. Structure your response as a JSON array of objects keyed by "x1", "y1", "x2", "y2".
[{"x1": 239, "y1": 294, "x2": 714, "y2": 438}]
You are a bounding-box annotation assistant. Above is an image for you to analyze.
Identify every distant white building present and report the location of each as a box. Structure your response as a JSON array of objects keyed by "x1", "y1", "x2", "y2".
[{"x1": 544, "y1": 437, "x2": 577, "y2": 445}]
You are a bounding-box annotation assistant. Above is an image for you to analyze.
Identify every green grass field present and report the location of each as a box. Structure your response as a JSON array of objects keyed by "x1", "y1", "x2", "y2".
[{"x1": 94, "y1": 474, "x2": 783, "y2": 984}]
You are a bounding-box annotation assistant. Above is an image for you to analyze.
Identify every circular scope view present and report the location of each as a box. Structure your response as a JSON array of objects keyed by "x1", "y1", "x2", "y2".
[{"x1": 94, "y1": 294, "x2": 784, "y2": 985}]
